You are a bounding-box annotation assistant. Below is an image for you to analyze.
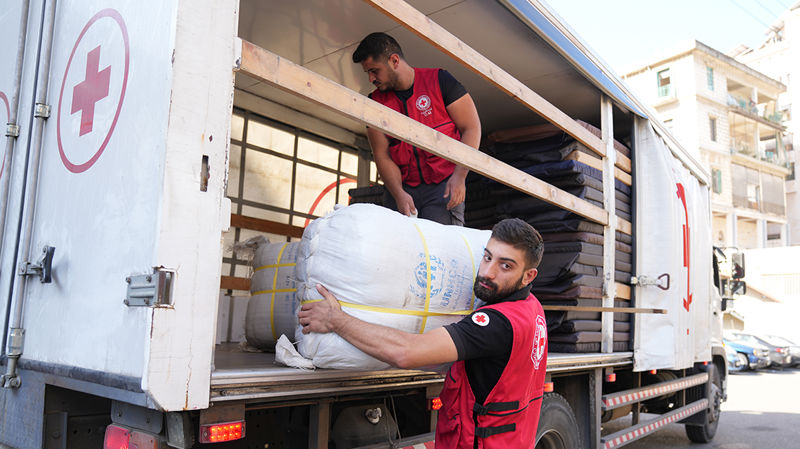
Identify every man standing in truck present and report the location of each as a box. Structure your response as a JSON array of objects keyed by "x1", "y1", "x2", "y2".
[
  {"x1": 299, "y1": 218, "x2": 548, "y2": 448},
  {"x1": 353, "y1": 32, "x2": 481, "y2": 226}
]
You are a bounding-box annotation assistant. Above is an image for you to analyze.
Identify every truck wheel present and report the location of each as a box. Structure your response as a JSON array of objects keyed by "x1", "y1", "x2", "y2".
[
  {"x1": 685, "y1": 364, "x2": 722, "y2": 443},
  {"x1": 535, "y1": 393, "x2": 582, "y2": 449}
]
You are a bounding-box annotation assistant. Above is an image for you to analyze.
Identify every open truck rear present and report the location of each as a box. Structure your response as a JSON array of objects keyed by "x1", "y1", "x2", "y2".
[{"x1": 0, "y1": 1, "x2": 728, "y2": 448}]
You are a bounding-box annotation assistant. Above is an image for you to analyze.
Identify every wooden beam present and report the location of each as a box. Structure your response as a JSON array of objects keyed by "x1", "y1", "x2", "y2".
[
  {"x1": 221, "y1": 276, "x2": 250, "y2": 292},
  {"x1": 615, "y1": 282, "x2": 631, "y2": 300},
  {"x1": 618, "y1": 218, "x2": 632, "y2": 235},
  {"x1": 616, "y1": 151, "x2": 632, "y2": 173},
  {"x1": 237, "y1": 40, "x2": 609, "y2": 225},
  {"x1": 565, "y1": 150, "x2": 632, "y2": 186},
  {"x1": 362, "y1": 0, "x2": 607, "y2": 159},
  {"x1": 542, "y1": 306, "x2": 665, "y2": 314},
  {"x1": 230, "y1": 213, "x2": 304, "y2": 238}
]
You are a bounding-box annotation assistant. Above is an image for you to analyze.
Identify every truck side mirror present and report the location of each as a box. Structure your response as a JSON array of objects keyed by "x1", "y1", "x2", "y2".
[
  {"x1": 731, "y1": 252, "x2": 745, "y2": 279},
  {"x1": 731, "y1": 280, "x2": 746, "y2": 296}
]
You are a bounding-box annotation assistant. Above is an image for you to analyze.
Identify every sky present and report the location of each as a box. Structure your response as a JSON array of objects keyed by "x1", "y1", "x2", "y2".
[{"x1": 546, "y1": 0, "x2": 793, "y2": 75}]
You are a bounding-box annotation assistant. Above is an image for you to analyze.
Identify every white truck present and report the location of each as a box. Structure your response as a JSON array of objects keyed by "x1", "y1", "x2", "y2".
[{"x1": 1, "y1": 1, "x2": 735, "y2": 448}]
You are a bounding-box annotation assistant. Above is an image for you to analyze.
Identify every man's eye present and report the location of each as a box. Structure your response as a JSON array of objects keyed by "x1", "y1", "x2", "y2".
[
  {"x1": 483, "y1": 255, "x2": 491, "y2": 261},
  {"x1": 502, "y1": 263, "x2": 511, "y2": 270}
]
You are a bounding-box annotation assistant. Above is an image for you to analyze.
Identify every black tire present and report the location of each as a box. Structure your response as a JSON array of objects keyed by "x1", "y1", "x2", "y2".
[
  {"x1": 685, "y1": 364, "x2": 722, "y2": 443},
  {"x1": 729, "y1": 353, "x2": 748, "y2": 372},
  {"x1": 535, "y1": 393, "x2": 582, "y2": 449}
]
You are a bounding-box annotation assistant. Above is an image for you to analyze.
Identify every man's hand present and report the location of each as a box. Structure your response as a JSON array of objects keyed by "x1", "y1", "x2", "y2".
[
  {"x1": 395, "y1": 190, "x2": 418, "y2": 217},
  {"x1": 298, "y1": 285, "x2": 344, "y2": 334},
  {"x1": 444, "y1": 172, "x2": 466, "y2": 210}
]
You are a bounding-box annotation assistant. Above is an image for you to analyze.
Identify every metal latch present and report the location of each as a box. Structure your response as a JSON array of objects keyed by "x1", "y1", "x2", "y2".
[
  {"x1": 630, "y1": 273, "x2": 670, "y2": 290},
  {"x1": 34, "y1": 103, "x2": 51, "y2": 118},
  {"x1": 125, "y1": 269, "x2": 175, "y2": 307},
  {"x1": 18, "y1": 246, "x2": 56, "y2": 283}
]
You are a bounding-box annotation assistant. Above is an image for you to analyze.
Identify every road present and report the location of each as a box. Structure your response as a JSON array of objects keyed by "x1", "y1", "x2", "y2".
[{"x1": 602, "y1": 367, "x2": 800, "y2": 449}]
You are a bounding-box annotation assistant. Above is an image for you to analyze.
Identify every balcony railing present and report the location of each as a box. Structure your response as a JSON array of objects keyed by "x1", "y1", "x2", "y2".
[{"x1": 657, "y1": 84, "x2": 673, "y2": 98}]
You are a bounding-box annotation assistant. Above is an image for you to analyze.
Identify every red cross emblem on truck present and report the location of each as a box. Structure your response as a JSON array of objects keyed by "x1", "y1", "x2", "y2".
[
  {"x1": 56, "y1": 9, "x2": 129, "y2": 174},
  {"x1": 71, "y1": 45, "x2": 111, "y2": 136}
]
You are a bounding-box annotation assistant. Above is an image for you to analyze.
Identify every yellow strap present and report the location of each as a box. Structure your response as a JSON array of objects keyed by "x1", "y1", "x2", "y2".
[
  {"x1": 254, "y1": 262, "x2": 296, "y2": 272},
  {"x1": 270, "y1": 243, "x2": 290, "y2": 342},
  {"x1": 460, "y1": 234, "x2": 477, "y2": 311},
  {"x1": 413, "y1": 224, "x2": 432, "y2": 334},
  {"x1": 301, "y1": 299, "x2": 472, "y2": 317},
  {"x1": 253, "y1": 288, "x2": 297, "y2": 295}
]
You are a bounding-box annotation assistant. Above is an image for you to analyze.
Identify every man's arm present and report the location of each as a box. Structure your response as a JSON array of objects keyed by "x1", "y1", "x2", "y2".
[
  {"x1": 444, "y1": 93, "x2": 481, "y2": 209},
  {"x1": 366, "y1": 127, "x2": 417, "y2": 216},
  {"x1": 298, "y1": 285, "x2": 459, "y2": 369}
]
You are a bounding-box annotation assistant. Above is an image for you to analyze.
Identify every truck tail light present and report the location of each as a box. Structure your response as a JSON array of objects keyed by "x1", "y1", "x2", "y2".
[
  {"x1": 429, "y1": 397, "x2": 443, "y2": 411},
  {"x1": 199, "y1": 421, "x2": 245, "y2": 443},
  {"x1": 543, "y1": 382, "x2": 554, "y2": 393},
  {"x1": 104, "y1": 424, "x2": 158, "y2": 449}
]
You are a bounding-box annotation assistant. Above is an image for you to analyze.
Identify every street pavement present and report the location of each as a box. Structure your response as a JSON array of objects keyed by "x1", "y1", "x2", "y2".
[{"x1": 601, "y1": 367, "x2": 800, "y2": 449}]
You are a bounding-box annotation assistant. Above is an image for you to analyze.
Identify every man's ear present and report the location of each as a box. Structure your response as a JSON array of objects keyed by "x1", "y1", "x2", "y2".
[
  {"x1": 523, "y1": 267, "x2": 538, "y2": 286},
  {"x1": 389, "y1": 53, "x2": 400, "y2": 69}
]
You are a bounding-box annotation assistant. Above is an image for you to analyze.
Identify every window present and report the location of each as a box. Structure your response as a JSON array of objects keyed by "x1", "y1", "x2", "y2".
[
  {"x1": 224, "y1": 108, "x2": 373, "y2": 278},
  {"x1": 657, "y1": 68, "x2": 671, "y2": 97},
  {"x1": 788, "y1": 162, "x2": 795, "y2": 181},
  {"x1": 706, "y1": 66, "x2": 714, "y2": 91},
  {"x1": 709, "y1": 117, "x2": 717, "y2": 142},
  {"x1": 712, "y1": 168, "x2": 723, "y2": 194}
]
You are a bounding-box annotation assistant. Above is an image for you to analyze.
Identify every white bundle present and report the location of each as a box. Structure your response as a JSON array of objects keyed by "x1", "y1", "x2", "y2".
[
  {"x1": 245, "y1": 238, "x2": 301, "y2": 350},
  {"x1": 295, "y1": 204, "x2": 490, "y2": 369}
]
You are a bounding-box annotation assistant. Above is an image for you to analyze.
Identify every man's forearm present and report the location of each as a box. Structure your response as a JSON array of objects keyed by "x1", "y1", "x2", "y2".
[
  {"x1": 331, "y1": 310, "x2": 417, "y2": 368},
  {"x1": 375, "y1": 157, "x2": 406, "y2": 199}
]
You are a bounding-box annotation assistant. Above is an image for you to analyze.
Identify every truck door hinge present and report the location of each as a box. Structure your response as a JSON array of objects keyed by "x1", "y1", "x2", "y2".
[
  {"x1": 630, "y1": 273, "x2": 670, "y2": 290},
  {"x1": 124, "y1": 268, "x2": 176, "y2": 307},
  {"x1": 18, "y1": 246, "x2": 55, "y2": 283},
  {"x1": 34, "y1": 103, "x2": 51, "y2": 119},
  {"x1": 5, "y1": 123, "x2": 20, "y2": 138}
]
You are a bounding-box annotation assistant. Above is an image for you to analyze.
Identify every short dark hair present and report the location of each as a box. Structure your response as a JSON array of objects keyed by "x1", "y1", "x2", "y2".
[
  {"x1": 491, "y1": 218, "x2": 544, "y2": 269},
  {"x1": 352, "y1": 32, "x2": 404, "y2": 63}
]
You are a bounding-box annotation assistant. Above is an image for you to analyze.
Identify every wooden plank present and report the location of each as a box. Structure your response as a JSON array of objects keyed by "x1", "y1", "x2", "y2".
[
  {"x1": 230, "y1": 213, "x2": 304, "y2": 238},
  {"x1": 565, "y1": 150, "x2": 632, "y2": 186},
  {"x1": 221, "y1": 276, "x2": 250, "y2": 292},
  {"x1": 616, "y1": 151, "x2": 632, "y2": 173},
  {"x1": 618, "y1": 218, "x2": 632, "y2": 235},
  {"x1": 237, "y1": 40, "x2": 609, "y2": 225},
  {"x1": 615, "y1": 283, "x2": 631, "y2": 300},
  {"x1": 363, "y1": 0, "x2": 606, "y2": 159},
  {"x1": 542, "y1": 306, "x2": 665, "y2": 314}
]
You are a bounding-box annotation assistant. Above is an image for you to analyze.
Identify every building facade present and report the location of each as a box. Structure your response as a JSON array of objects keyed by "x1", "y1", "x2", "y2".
[
  {"x1": 733, "y1": 4, "x2": 800, "y2": 246},
  {"x1": 624, "y1": 41, "x2": 790, "y2": 250}
]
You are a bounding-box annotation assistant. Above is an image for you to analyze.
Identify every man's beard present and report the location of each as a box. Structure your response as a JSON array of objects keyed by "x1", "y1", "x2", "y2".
[
  {"x1": 375, "y1": 67, "x2": 400, "y2": 91},
  {"x1": 473, "y1": 275, "x2": 526, "y2": 304}
]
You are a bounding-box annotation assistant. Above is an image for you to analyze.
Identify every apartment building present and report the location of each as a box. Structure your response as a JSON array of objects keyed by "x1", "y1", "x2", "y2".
[
  {"x1": 733, "y1": 4, "x2": 800, "y2": 245},
  {"x1": 624, "y1": 40, "x2": 790, "y2": 249}
]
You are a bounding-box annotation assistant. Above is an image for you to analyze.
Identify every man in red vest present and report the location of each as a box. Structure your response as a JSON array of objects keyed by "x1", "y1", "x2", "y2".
[
  {"x1": 353, "y1": 32, "x2": 481, "y2": 226},
  {"x1": 299, "y1": 218, "x2": 548, "y2": 448}
]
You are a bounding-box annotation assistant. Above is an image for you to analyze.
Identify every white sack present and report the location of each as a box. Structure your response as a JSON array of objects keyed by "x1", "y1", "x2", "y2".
[
  {"x1": 245, "y1": 238, "x2": 301, "y2": 350},
  {"x1": 295, "y1": 204, "x2": 491, "y2": 369}
]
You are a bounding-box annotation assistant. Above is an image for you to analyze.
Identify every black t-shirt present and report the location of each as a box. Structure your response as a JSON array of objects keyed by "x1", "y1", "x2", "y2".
[
  {"x1": 443, "y1": 284, "x2": 532, "y2": 404},
  {"x1": 393, "y1": 69, "x2": 468, "y2": 105}
]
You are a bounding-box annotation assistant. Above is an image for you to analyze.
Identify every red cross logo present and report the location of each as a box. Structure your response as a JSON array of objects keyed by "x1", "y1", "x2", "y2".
[
  {"x1": 56, "y1": 9, "x2": 129, "y2": 174},
  {"x1": 416, "y1": 95, "x2": 431, "y2": 111},
  {"x1": 472, "y1": 312, "x2": 489, "y2": 326},
  {"x1": 71, "y1": 45, "x2": 111, "y2": 136}
]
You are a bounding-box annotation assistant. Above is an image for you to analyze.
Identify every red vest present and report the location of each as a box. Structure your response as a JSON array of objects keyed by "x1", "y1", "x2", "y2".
[
  {"x1": 370, "y1": 68, "x2": 459, "y2": 186},
  {"x1": 435, "y1": 294, "x2": 548, "y2": 449}
]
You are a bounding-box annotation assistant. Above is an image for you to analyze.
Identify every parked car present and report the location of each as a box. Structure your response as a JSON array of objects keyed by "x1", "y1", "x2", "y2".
[
  {"x1": 727, "y1": 332, "x2": 792, "y2": 368},
  {"x1": 725, "y1": 342, "x2": 748, "y2": 372},
  {"x1": 761, "y1": 335, "x2": 800, "y2": 367},
  {"x1": 723, "y1": 338, "x2": 770, "y2": 370}
]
